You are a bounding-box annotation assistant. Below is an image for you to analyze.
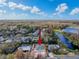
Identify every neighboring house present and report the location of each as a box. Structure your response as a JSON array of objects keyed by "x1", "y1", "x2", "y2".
[
  {"x1": 4, "y1": 36, "x2": 15, "y2": 43},
  {"x1": 41, "y1": 29, "x2": 45, "y2": 38},
  {"x1": 0, "y1": 32, "x2": 3, "y2": 36},
  {"x1": 5, "y1": 39, "x2": 13, "y2": 43},
  {"x1": 48, "y1": 45, "x2": 60, "y2": 52},
  {"x1": 15, "y1": 37, "x2": 22, "y2": 42},
  {"x1": 18, "y1": 44, "x2": 32, "y2": 52},
  {"x1": 9, "y1": 26, "x2": 17, "y2": 30},
  {"x1": 48, "y1": 52, "x2": 55, "y2": 59},
  {"x1": 33, "y1": 30, "x2": 39, "y2": 37},
  {"x1": 0, "y1": 36, "x2": 5, "y2": 42},
  {"x1": 19, "y1": 29, "x2": 28, "y2": 34},
  {"x1": 21, "y1": 37, "x2": 32, "y2": 43},
  {"x1": 32, "y1": 37, "x2": 39, "y2": 41}
]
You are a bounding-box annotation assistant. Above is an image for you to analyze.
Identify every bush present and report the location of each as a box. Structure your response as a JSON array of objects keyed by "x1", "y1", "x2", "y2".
[
  {"x1": 0, "y1": 42, "x2": 21, "y2": 54},
  {"x1": 7, "y1": 54, "x2": 14, "y2": 59},
  {"x1": 0, "y1": 54, "x2": 7, "y2": 59}
]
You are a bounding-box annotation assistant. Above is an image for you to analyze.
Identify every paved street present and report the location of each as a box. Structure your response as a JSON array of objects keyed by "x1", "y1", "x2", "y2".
[{"x1": 54, "y1": 55, "x2": 79, "y2": 59}]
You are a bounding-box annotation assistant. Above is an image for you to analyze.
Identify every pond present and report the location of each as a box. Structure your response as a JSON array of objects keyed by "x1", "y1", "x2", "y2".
[
  {"x1": 55, "y1": 32, "x2": 74, "y2": 49},
  {"x1": 62, "y1": 27, "x2": 79, "y2": 34}
]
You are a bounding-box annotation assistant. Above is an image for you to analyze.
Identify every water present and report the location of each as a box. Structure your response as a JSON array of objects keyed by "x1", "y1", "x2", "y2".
[
  {"x1": 62, "y1": 28, "x2": 79, "y2": 34},
  {"x1": 55, "y1": 32, "x2": 73, "y2": 49}
]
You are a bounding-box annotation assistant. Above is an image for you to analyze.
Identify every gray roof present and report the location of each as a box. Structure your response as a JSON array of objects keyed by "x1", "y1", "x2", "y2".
[{"x1": 18, "y1": 45, "x2": 32, "y2": 51}]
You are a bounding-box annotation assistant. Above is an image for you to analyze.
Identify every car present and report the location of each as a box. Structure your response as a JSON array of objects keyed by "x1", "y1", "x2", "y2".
[{"x1": 31, "y1": 44, "x2": 47, "y2": 58}]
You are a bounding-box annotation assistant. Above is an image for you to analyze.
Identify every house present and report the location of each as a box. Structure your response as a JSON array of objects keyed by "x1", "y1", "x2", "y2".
[
  {"x1": 9, "y1": 26, "x2": 17, "y2": 30},
  {"x1": 0, "y1": 36, "x2": 5, "y2": 42},
  {"x1": 0, "y1": 32, "x2": 3, "y2": 36},
  {"x1": 48, "y1": 45, "x2": 60, "y2": 52},
  {"x1": 19, "y1": 29, "x2": 28, "y2": 34},
  {"x1": 21, "y1": 37, "x2": 32, "y2": 43},
  {"x1": 4, "y1": 36, "x2": 15, "y2": 43},
  {"x1": 32, "y1": 37, "x2": 39, "y2": 41},
  {"x1": 5, "y1": 39, "x2": 13, "y2": 43},
  {"x1": 32, "y1": 30, "x2": 39, "y2": 37},
  {"x1": 18, "y1": 44, "x2": 32, "y2": 52}
]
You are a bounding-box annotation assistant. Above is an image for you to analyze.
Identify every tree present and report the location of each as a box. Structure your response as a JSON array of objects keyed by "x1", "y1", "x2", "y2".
[
  {"x1": 7, "y1": 54, "x2": 14, "y2": 59},
  {"x1": 15, "y1": 50, "x2": 24, "y2": 59},
  {"x1": 0, "y1": 54, "x2": 7, "y2": 59}
]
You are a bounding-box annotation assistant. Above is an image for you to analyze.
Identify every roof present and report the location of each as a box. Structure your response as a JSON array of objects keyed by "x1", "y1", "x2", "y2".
[
  {"x1": 5, "y1": 39, "x2": 13, "y2": 43},
  {"x1": 18, "y1": 45, "x2": 32, "y2": 51},
  {"x1": 48, "y1": 45, "x2": 60, "y2": 50}
]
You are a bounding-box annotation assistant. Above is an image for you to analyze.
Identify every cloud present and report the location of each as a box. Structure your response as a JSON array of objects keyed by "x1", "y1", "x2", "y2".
[
  {"x1": 8, "y1": 2, "x2": 17, "y2": 9},
  {"x1": 11, "y1": 13, "x2": 28, "y2": 17},
  {"x1": 0, "y1": 0, "x2": 6, "y2": 4},
  {"x1": 37, "y1": 12, "x2": 47, "y2": 16},
  {"x1": 0, "y1": 9, "x2": 6, "y2": 15},
  {"x1": 8, "y1": 2, "x2": 46, "y2": 16},
  {"x1": 30, "y1": 6, "x2": 47, "y2": 16},
  {"x1": 0, "y1": 0, "x2": 7, "y2": 7},
  {"x1": 7, "y1": 13, "x2": 28, "y2": 19},
  {"x1": 0, "y1": 1, "x2": 47, "y2": 16},
  {"x1": 53, "y1": 3, "x2": 68, "y2": 15},
  {"x1": 17, "y1": 4, "x2": 32, "y2": 11},
  {"x1": 31, "y1": 6, "x2": 40, "y2": 14},
  {"x1": 70, "y1": 8, "x2": 79, "y2": 15},
  {"x1": 0, "y1": 12, "x2": 28, "y2": 19},
  {"x1": 56, "y1": 3, "x2": 68, "y2": 12},
  {"x1": 8, "y1": 2, "x2": 32, "y2": 10}
]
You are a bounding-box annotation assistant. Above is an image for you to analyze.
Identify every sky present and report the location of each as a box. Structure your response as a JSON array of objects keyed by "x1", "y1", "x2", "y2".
[{"x1": 0, "y1": 0, "x2": 79, "y2": 20}]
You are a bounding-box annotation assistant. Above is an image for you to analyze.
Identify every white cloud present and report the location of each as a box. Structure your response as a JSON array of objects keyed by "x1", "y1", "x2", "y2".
[
  {"x1": 8, "y1": 2, "x2": 17, "y2": 9},
  {"x1": 0, "y1": 0, "x2": 7, "y2": 7},
  {"x1": 8, "y1": 2, "x2": 32, "y2": 11},
  {"x1": 17, "y1": 4, "x2": 32, "y2": 11},
  {"x1": 8, "y1": 2, "x2": 39, "y2": 12},
  {"x1": 0, "y1": 9, "x2": 6, "y2": 15},
  {"x1": 53, "y1": 3, "x2": 68, "y2": 15},
  {"x1": 11, "y1": 13, "x2": 28, "y2": 17},
  {"x1": 37, "y1": 12, "x2": 47, "y2": 16},
  {"x1": 8, "y1": 2, "x2": 46, "y2": 16},
  {"x1": 30, "y1": 6, "x2": 47, "y2": 16},
  {"x1": 31, "y1": 6, "x2": 40, "y2": 13},
  {"x1": 0, "y1": 12, "x2": 28, "y2": 19},
  {"x1": 70, "y1": 8, "x2": 79, "y2": 15},
  {"x1": 0, "y1": 1, "x2": 47, "y2": 16},
  {"x1": 56, "y1": 3, "x2": 68, "y2": 12},
  {"x1": 0, "y1": 0, "x2": 6, "y2": 4}
]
